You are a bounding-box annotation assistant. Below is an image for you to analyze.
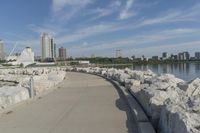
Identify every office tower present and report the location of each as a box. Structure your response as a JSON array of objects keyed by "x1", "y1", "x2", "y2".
[
  {"x1": 195, "y1": 52, "x2": 200, "y2": 60},
  {"x1": 162, "y1": 52, "x2": 168, "y2": 60},
  {"x1": 41, "y1": 33, "x2": 56, "y2": 60},
  {"x1": 0, "y1": 40, "x2": 5, "y2": 60},
  {"x1": 152, "y1": 56, "x2": 159, "y2": 60},
  {"x1": 58, "y1": 47, "x2": 67, "y2": 60},
  {"x1": 183, "y1": 52, "x2": 190, "y2": 60},
  {"x1": 178, "y1": 52, "x2": 190, "y2": 60},
  {"x1": 178, "y1": 53, "x2": 184, "y2": 60},
  {"x1": 50, "y1": 38, "x2": 56, "y2": 58}
]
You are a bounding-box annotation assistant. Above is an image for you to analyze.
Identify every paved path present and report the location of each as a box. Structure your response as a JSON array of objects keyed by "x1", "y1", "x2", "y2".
[{"x1": 0, "y1": 72, "x2": 137, "y2": 133}]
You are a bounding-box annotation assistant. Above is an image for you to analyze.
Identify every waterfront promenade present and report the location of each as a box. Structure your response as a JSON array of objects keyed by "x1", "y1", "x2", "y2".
[{"x1": 0, "y1": 72, "x2": 137, "y2": 133}]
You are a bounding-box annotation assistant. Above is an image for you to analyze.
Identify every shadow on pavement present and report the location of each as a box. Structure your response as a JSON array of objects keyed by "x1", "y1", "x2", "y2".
[{"x1": 105, "y1": 79, "x2": 138, "y2": 133}]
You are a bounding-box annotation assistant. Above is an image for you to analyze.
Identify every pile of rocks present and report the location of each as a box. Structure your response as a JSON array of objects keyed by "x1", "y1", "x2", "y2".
[
  {"x1": 0, "y1": 67, "x2": 66, "y2": 111},
  {"x1": 68, "y1": 67, "x2": 200, "y2": 133}
]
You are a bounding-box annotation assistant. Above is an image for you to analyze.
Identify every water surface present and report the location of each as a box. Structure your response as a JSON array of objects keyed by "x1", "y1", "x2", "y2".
[{"x1": 132, "y1": 62, "x2": 200, "y2": 81}]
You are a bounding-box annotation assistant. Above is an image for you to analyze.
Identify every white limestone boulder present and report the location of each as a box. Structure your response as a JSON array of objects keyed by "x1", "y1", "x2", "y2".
[
  {"x1": 125, "y1": 79, "x2": 141, "y2": 89},
  {"x1": 159, "y1": 95, "x2": 200, "y2": 133},
  {"x1": 186, "y1": 78, "x2": 200, "y2": 97},
  {"x1": 0, "y1": 86, "x2": 29, "y2": 110},
  {"x1": 158, "y1": 74, "x2": 184, "y2": 86},
  {"x1": 130, "y1": 74, "x2": 185, "y2": 128}
]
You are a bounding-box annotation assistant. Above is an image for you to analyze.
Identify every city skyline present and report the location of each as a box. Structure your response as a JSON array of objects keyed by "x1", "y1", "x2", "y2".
[
  {"x1": 0, "y1": 0, "x2": 200, "y2": 57},
  {"x1": 133, "y1": 51, "x2": 200, "y2": 60}
]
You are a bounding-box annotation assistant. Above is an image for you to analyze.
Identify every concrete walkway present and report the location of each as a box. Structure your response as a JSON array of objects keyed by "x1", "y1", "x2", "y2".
[{"x1": 0, "y1": 72, "x2": 137, "y2": 133}]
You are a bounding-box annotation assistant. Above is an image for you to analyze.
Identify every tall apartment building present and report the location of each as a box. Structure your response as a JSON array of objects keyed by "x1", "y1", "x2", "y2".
[
  {"x1": 58, "y1": 47, "x2": 67, "y2": 60},
  {"x1": 162, "y1": 52, "x2": 168, "y2": 60},
  {"x1": 41, "y1": 33, "x2": 56, "y2": 60},
  {"x1": 183, "y1": 52, "x2": 190, "y2": 60},
  {"x1": 195, "y1": 52, "x2": 200, "y2": 60},
  {"x1": 0, "y1": 40, "x2": 5, "y2": 60},
  {"x1": 178, "y1": 52, "x2": 190, "y2": 60}
]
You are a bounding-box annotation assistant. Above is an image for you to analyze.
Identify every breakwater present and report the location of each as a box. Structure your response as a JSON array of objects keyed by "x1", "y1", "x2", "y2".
[
  {"x1": 0, "y1": 67, "x2": 66, "y2": 112},
  {"x1": 67, "y1": 66, "x2": 200, "y2": 133}
]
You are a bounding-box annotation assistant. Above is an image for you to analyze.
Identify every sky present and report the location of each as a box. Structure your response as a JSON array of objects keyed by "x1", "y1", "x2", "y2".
[{"x1": 0, "y1": 0, "x2": 200, "y2": 58}]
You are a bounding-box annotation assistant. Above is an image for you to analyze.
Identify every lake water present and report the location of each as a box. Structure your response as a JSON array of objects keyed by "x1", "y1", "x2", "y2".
[{"x1": 132, "y1": 62, "x2": 200, "y2": 81}]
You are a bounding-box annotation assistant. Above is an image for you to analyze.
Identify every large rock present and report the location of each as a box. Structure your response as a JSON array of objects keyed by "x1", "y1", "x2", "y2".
[
  {"x1": 186, "y1": 78, "x2": 200, "y2": 97},
  {"x1": 125, "y1": 79, "x2": 141, "y2": 89},
  {"x1": 0, "y1": 67, "x2": 66, "y2": 111},
  {"x1": 159, "y1": 95, "x2": 200, "y2": 133},
  {"x1": 0, "y1": 86, "x2": 29, "y2": 110},
  {"x1": 129, "y1": 73, "x2": 185, "y2": 129}
]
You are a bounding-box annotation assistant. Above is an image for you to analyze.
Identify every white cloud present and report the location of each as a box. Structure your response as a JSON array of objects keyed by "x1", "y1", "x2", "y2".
[
  {"x1": 88, "y1": 8, "x2": 115, "y2": 21},
  {"x1": 51, "y1": 0, "x2": 93, "y2": 21},
  {"x1": 119, "y1": 0, "x2": 135, "y2": 20},
  {"x1": 85, "y1": 1, "x2": 122, "y2": 22},
  {"x1": 111, "y1": 0, "x2": 121, "y2": 8},
  {"x1": 138, "y1": 11, "x2": 182, "y2": 26},
  {"x1": 56, "y1": 23, "x2": 122, "y2": 44},
  {"x1": 28, "y1": 24, "x2": 61, "y2": 36},
  {"x1": 68, "y1": 28, "x2": 200, "y2": 57},
  {"x1": 52, "y1": 0, "x2": 92, "y2": 13},
  {"x1": 137, "y1": 4, "x2": 200, "y2": 27}
]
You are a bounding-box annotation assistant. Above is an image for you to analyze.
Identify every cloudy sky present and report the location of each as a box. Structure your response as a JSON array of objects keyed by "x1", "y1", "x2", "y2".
[{"x1": 0, "y1": 0, "x2": 200, "y2": 57}]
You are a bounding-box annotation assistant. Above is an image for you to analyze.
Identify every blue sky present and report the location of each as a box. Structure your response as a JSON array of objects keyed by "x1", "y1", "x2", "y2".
[{"x1": 1, "y1": 0, "x2": 200, "y2": 57}]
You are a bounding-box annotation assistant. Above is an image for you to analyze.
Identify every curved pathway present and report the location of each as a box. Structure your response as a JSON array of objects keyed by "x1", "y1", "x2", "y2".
[{"x1": 0, "y1": 72, "x2": 137, "y2": 133}]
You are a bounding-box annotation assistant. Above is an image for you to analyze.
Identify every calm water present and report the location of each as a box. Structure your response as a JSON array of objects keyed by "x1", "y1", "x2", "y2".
[{"x1": 132, "y1": 62, "x2": 200, "y2": 81}]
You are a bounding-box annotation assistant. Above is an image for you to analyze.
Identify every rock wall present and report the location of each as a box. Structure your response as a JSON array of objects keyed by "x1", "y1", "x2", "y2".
[
  {"x1": 0, "y1": 67, "x2": 66, "y2": 112},
  {"x1": 67, "y1": 67, "x2": 200, "y2": 133}
]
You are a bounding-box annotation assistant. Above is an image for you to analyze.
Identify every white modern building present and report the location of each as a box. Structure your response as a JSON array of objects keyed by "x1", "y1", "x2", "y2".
[
  {"x1": 7, "y1": 47, "x2": 35, "y2": 67},
  {"x1": 41, "y1": 33, "x2": 56, "y2": 60},
  {"x1": 0, "y1": 40, "x2": 5, "y2": 60}
]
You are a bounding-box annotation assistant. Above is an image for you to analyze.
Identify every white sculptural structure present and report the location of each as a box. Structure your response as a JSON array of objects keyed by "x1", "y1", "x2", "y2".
[{"x1": 7, "y1": 47, "x2": 35, "y2": 67}]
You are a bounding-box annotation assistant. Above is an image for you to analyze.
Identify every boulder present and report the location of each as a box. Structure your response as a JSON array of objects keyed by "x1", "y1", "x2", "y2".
[
  {"x1": 125, "y1": 79, "x2": 141, "y2": 89},
  {"x1": 159, "y1": 96, "x2": 200, "y2": 133},
  {"x1": 0, "y1": 86, "x2": 29, "y2": 110},
  {"x1": 186, "y1": 78, "x2": 200, "y2": 97}
]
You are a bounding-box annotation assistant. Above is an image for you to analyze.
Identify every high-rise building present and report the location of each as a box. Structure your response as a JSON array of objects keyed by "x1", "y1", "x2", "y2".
[
  {"x1": 178, "y1": 52, "x2": 190, "y2": 60},
  {"x1": 41, "y1": 33, "x2": 56, "y2": 60},
  {"x1": 170, "y1": 54, "x2": 178, "y2": 60},
  {"x1": 152, "y1": 56, "x2": 159, "y2": 60},
  {"x1": 183, "y1": 52, "x2": 190, "y2": 60},
  {"x1": 195, "y1": 52, "x2": 200, "y2": 60},
  {"x1": 0, "y1": 40, "x2": 5, "y2": 60},
  {"x1": 58, "y1": 47, "x2": 67, "y2": 60},
  {"x1": 178, "y1": 53, "x2": 184, "y2": 60},
  {"x1": 162, "y1": 52, "x2": 168, "y2": 60}
]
